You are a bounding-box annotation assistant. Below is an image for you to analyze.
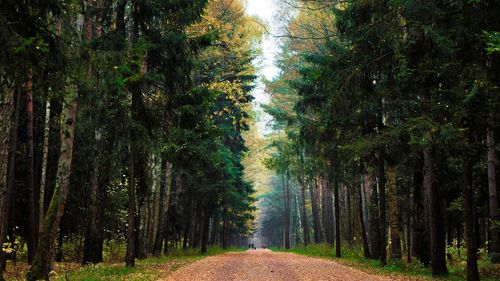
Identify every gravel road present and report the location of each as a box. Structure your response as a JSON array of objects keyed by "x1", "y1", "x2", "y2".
[{"x1": 159, "y1": 249, "x2": 425, "y2": 281}]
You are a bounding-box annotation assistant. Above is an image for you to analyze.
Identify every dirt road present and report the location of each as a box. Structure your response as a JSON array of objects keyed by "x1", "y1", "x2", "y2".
[{"x1": 159, "y1": 249, "x2": 424, "y2": 281}]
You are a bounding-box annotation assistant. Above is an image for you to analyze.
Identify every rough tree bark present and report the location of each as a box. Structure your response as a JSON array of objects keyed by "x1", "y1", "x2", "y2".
[
  {"x1": 321, "y1": 178, "x2": 334, "y2": 246},
  {"x1": 309, "y1": 179, "x2": 323, "y2": 243},
  {"x1": 387, "y1": 165, "x2": 401, "y2": 259},
  {"x1": 153, "y1": 161, "x2": 173, "y2": 256},
  {"x1": 25, "y1": 86, "x2": 78, "y2": 281},
  {"x1": 0, "y1": 79, "x2": 15, "y2": 281},
  {"x1": 365, "y1": 173, "x2": 381, "y2": 259},
  {"x1": 346, "y1": 184, "x2": 353, "y2": 248},
  {"x1": 137, "y1": 151, "x2": 153, "y2": 259},
  {"x1": 412, "y1": 161, "x2": 430, "y2": 265},
  {"x1": 333, "y1": 175, "x2": 341, "y2": 257},
  {"x1": 150, "y1": 155, "x2": 161, "y2": 252},
  {"x1": 378, "y1": 158, "x2": 387, "y2": 265},
  {"x1": 126, "y1": 140, "x2": 136, "y2": 267},
  {"x1": 126, "y1": 88, "x2": 139, "y2": 266},
  {"x1": 38, "y1": 101, "x2": 50, "y2": 230},
  {"x1": 222, "y1": 209, "x2": 228, "y2": 249},
  {"x1": 283, "y1": 173, "x2": 291, "y2": 249},
  {"x1": 406, "y1": 179, "x2": 412, "y2": 262},
  {"x1": 81, "y1": 0, "x2": 108, "y2": 263},
  {"x1": 359, "y1": 182, "x2": 371, "y2": 258},
  {"x1": 299, "y1": 179, "x2": 310, "y2": 246},
  {"x1": 25, "y1": 68, "x2": 38, "y2": 263},
  {"x1": 464, "y1": 132, "x2": 479, "y2": 281},
  {"x1": 423, "y1": 147, "x2": 448, "y2": 276},
  {"x1": 487, "y1": 118, "x2": 499, "y2": 262},
  {"x1": 201, "y1": 208, "x2": 212, "y2": 254}
]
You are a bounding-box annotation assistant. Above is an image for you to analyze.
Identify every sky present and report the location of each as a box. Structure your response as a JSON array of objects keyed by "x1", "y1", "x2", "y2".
[
  {"x1": 245, "y1": 0, "x2": 281, "y2": 80},
  {"x1": 244, "y1": 0, "x2": 283, "y2": 245},
  {"x1": 244, "y1": 0, "x2": 281, "y2": 135}
]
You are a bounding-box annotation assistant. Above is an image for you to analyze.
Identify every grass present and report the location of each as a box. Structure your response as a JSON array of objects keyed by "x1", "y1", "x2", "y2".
[
  {"x1": 271, "y1": 244, "x2": 500, "y2": 281},
  {"x1": 4, "y1": 246, "x2": 244, "y2": 281}
]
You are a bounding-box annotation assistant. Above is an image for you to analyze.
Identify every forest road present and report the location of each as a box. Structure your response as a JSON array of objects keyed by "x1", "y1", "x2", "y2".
[{"x1": 159, "y1": 249, "x2": 424, "y2": 281}]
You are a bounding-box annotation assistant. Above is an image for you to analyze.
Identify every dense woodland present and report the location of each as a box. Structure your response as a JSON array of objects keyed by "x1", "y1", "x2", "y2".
[
  {"x1": 0, "y1": 0, "x2": 260, "y2": 280},
  {"x1": 258, "y1": 1, "x2": 500, "y2": 281},
  {"x1": 1, "y1": 0, "x2": 500, "y2": 281}
]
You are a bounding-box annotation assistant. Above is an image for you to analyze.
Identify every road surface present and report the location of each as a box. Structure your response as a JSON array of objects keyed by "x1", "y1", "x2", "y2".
[{"x1": 160, "y1": 249, "x2": 424, "y2": 281}]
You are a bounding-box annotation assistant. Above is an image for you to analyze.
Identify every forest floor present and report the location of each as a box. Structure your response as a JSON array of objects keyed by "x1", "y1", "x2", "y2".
[
  {"x1": 3, "y1": 255, "x2": 201, "y2": 281},
  {"x1": 159, "y1": 249, "x2": 426, "y2": 281},
  {"x1": 273, "y1": 245, "x2": 500, "y2": 281},
  {"x1": 2, "y1": 247, "x2": 240, "y2": 280}
]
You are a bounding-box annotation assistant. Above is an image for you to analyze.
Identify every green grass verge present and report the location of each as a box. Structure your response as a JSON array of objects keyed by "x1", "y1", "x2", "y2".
[
  {"x1": 47, "y1": 246, "x2": 244, "y2": 281},
  {"x1": 52, "y1": 255, "x2": 199, "y2": 281},
  {"x1": 270, "y1": 244, "x2": 500, "y2": 281},
  {"x1": 3, "y1": 246, "x2": 244, "y2": 280}
]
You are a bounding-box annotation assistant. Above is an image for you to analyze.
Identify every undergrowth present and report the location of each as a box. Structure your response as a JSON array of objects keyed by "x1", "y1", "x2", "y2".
[
  {"x1": 271, "y1": 244, "x2": 500, "y2": 281},
  {"x1": 4, "y1": 246, "x2": 243, "y2": 281}
]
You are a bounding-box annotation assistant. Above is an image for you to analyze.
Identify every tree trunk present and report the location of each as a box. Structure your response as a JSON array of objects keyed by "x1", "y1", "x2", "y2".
[
  {"x1": 283, "y1": 173, "x2": 291, "y2": 249},
  {"x1": 210, "y1": 216, "x2": 218, "y2": 245},
  {"x1": 464, "y1": 143, "x2": 480, "y2": 281},
  {"x1": 333, "y1": 175, "x2": 341, "y2": 257},
  {"x1": 188, "y1": 198, "x2": 196, "y2": 248},
  {"x1": 39, "y1": 101, "x2": 50, "y2": 230},
  {"x1": 136, "y1": 150, "x2": 152, "y2": 259},
  {"x1": 378, "y1": 158, "x2": 387, "y2": 265},
  {"x1": 0, "y1": 81, "x2": 15, "y2": 281},
  {"x1": 150, "y1": 155, "x2": 161, "y2": 253},
  {"x1": 406, "y1": 179, "x2": 412, "y2": 263},
  {"x1": 359, "y1": 181, "x2": 371, "y2": 258},
  {"x1": 423, "y1": 147, "x2": 448, "y2": 276},
  {"x1": 154, "y1": 161, "x2": 173, "y2": 256},
  {"x1": 412, "y1": 161, "x2": 430, "y2": 265},
  {"x1": 25, "y1": 87, "x2": 78, "y2": 281},
  {"x1": 487, "y1": 120, "x2": 500, "y2": 262},
  {"x1": 25, "y1": 68, "x2": 38, "y2": 263},
  {"x1": 82, "y1": 135, "x2": 110, "y2": 264},
  {"x1": 126, "y1": 143, "x2": 136, "y2": 267},
  {"x1": 192, "y1": 203, "x2": 202, "y2": 249},
  {"x1": 309, "y1": 179, "x2": 323, "y2": 243},
  {"x1": 387, "y1": 165, "x2": 401, "y2": 259},
  {"x1": 183, "y1": 194, "x2": 194, "y2": 250},
  {"x1": 321, "y1": 178, "x2": 334, "y2": 246},
  {"x1": 201, "y1": 209, "x2": 211, "y2": 254},
  {"x1": 346, "y1": 184, "x2": 353, "y2": 248},
  {"x1": 365, "y1": 173, "x2": 381, "y2": 259},
  {"x1": 82, "y1": 2, "x2": 107, "y2": 263},
  {"x1": 294, "y1": 188, "x2": 301, "y2": 246},
  {"x1": 222, "y1": 211, "x2": 228, "y2": 249},
  {"x1": 126, "y1": 84, "x2": 138, "y2": 266},
  {"x1": 55, "y1": 227, "x2": 64, "y2": 262},
  {"x1": 82, "y1": 173, "x2": 99, "y2": 264},
  {"x1": 300, "y1": 181, "x2": 310, "y2": 246}
]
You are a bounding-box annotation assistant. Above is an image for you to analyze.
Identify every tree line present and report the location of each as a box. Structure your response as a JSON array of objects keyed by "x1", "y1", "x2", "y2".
[
  {"x1": 261, "y1": 1, "x2": 499, "y2": 281},
  {"x1": 0, "y1": 0, "x2": 259, "y2": 280}
]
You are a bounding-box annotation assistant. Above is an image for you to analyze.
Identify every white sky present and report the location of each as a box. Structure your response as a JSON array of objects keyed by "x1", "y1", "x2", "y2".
[
  {"x1": 245, "y1": 0, "x2": 281, "y2": 80},
  {"x1": 245, "y1": 0, "x2": 281, "y2": 135}
]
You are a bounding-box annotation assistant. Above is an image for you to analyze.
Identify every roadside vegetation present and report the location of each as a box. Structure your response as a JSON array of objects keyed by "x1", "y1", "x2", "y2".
[
  {"x1": 272, "y1": 244, "x2": 500, "y2": 281},
  {"x1": 3, "y1": 246, "x2": 243, "y2": 281}
]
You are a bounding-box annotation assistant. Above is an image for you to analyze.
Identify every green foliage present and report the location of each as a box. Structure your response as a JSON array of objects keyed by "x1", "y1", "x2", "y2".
[
  {"x1": 261, "y1": 0, "x2": 500, "y2": 277},
  {"x1": 52, "y1": 246, "x2": 243, "y2": 281},
  {"x1": 273, "y1": 244, "x2": 500, "y2": 281},
  {"x1": 485, "y1": 31, "x2": 500, "y2": 54}
]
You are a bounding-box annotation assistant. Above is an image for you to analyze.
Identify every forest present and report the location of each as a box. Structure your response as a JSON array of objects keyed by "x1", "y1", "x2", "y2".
[
  {"x1": 0, "y1": 0, "x2": 259, "y2": 280},
  {"x1": 0, "y1": 0, "x2": 499, "y2": 281},
  {"x1": 257, "y1": 1, "x2": 500, "y2": 281}
]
